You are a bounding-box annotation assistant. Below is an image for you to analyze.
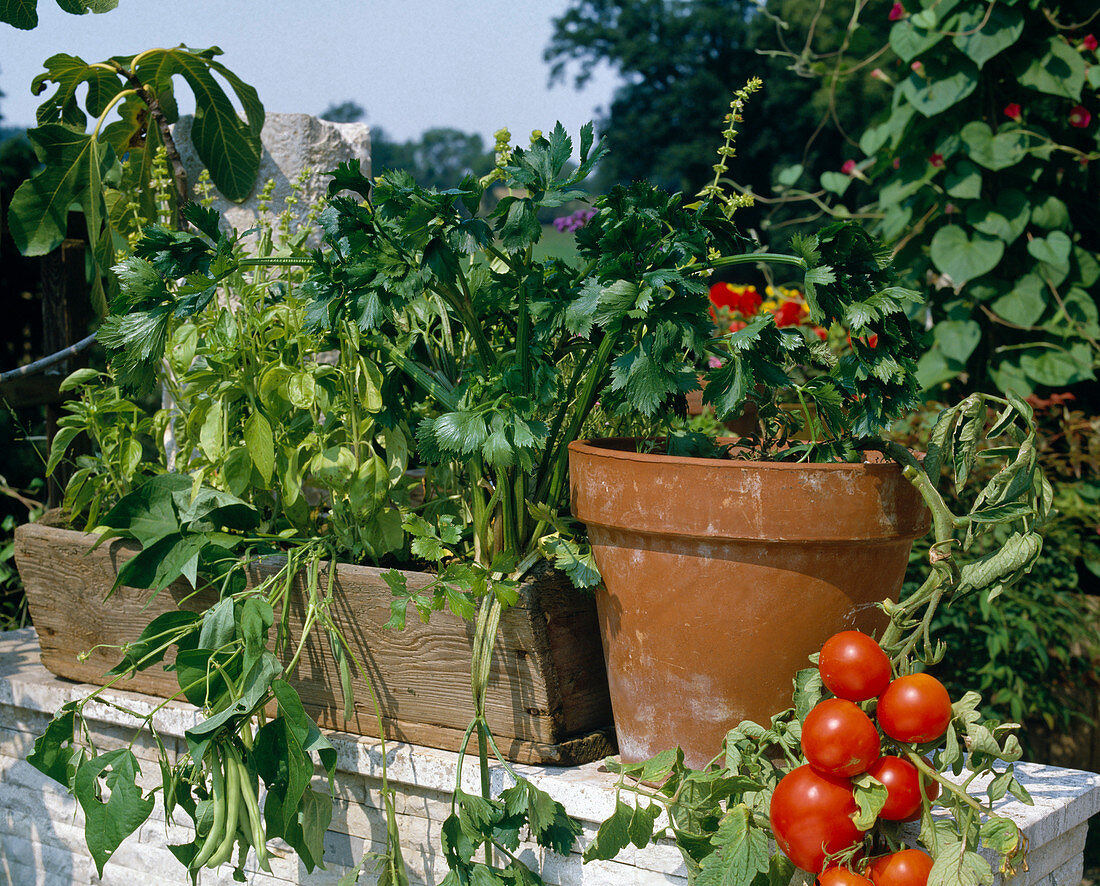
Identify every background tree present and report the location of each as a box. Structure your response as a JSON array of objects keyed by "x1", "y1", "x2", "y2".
[
  {"x1": 318, "y1": 100, "x2": 366, "y2": 124},
  {"x1": 544, "y1": 0, "x2": 894, "y2": 236},
  {"x1": 321, "y1": 100, "x2": 494, "y2": 189}
]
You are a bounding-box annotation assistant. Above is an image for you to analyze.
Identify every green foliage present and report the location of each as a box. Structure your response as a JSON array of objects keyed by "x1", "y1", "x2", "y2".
[
  {"x1": 836, "y1": 0, "x2": 1099, "y2": 395},
  {"x1": 0, "y1": 0, "x2": 117, "y2": 30},
  {"x1": 545, "y1": 0, "x2": 894, "y2": 232},
  {"x1": 24, "y1": 481, "x2": 374, "y2": 880},
  {"x1": 52, "y1": 203, "x2": 411, "y2": 563},
  {"x1": 6, "y1": 46, "x2": 263, "y2": 312},
  {"x1": 895, "y1": 395, "x2": 1100, "y2": 744}
]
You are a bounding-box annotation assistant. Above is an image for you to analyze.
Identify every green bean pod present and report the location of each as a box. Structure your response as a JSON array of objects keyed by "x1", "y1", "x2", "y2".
[
  {"x1": 190, "y1": 747, "x2": 226, "y2": 869},
  {"x1": 205, "y1": 745, "x2": 241, "y2": 869},
  {"x1": 230, "y1": 745, "x2": 270, "y2": 872}
]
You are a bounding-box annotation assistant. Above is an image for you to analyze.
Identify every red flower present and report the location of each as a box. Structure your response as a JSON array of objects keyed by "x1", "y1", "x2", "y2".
[
  {"x1": 737, "y1": 287, "x2": 763, "y2": 317},
  {"x1": 729, "y1": 319, "x2": 747, "y2": 333},
  {"x1": 1084, "y1": 34, "x2": 1098, "y2": 51},
  {"x1": 774, "y1": 301, "x2": 805, "y2": 328},
  {"x1": 1069, "y1": 105, "x2": 1092, "y2": 128},
  {"x1": 888, "y1": 2, "x2": 906, "y2": 20},
  {"x1": 1003, "y1": 102, "x2": 1022, "y2": 122},
  {"x1": 813, "y1": 326, "x2": 828, "y2": 341},
  {"x1": 928, "y1": 153, "x2": 945, "y2": 167},
  {"x1": 841, "y1": 159, "x2": 858, "y2": 176},
  {"x1": 847, "y1": 332, "x2": 879, "y2": 349},
  {"x1": 709, "y1": 281, "x2": 738, "y2": 311}
]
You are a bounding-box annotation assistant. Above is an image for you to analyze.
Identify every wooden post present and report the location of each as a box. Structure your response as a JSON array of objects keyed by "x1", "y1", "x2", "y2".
[{"x1": 41, "y1": 238, "x2": 89, "y2": 508}]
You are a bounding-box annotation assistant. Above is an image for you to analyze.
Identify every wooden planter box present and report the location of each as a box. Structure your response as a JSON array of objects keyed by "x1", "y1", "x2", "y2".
[{"x1": 14, "y1": 522, "x2": 615, "y2": 765}]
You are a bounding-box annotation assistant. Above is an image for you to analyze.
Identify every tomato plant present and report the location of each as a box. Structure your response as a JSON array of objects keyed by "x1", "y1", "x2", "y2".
[
  {"x1": 770, "y1": 764, "x2": 864, "y2": 873},
  {"x1": 876, "y1": 674, "x2": 953, "y2": 744},
  {"x1": 867, "y1": 848, "x2": 933, "y2": 885},
  {"x1": 865, "y1": 756, "x2": 939, "y2": 821},
  {"x1": 818, "y1": 868, "x2": 874, "y2": 885},
  {"x1": 802, "y1": 698, "x2": 881, "y2": 777},
  {"x1": 819, "y1": 631, "x2": 892, "y2": 702}
]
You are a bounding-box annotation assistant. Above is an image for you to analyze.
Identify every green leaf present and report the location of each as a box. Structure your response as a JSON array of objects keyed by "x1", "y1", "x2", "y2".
[
  {"x1": 73, "y1": 749, "x2": 155, "y2": 877},
  {"x1": 627, "y1": 802, "x2": 661, "y2": 849},
  {"x1": 133, "y1": 47, "x2": 264, "y2": 201},
  {"x1": 298, "y1": 788, "x2": 332, "y2": 870},
  {"x1": 1020, "y1": 344, "x2": 1095, "y2": 386},
  {"x1": 695, "y1": 805, "x2": 769, "y2": 886},
  {"x1": 944, "y1": 160, "x2": 981, "y2": 199},
  {"x1": 775, "y1": 164, "x2": 803, "y2": 187},
  {"x1": 901, "y1": 59, "x2": 978, "y2": 117},
  {"x1": 1027, "y1": 231, "x2": 1071, "y2": 270},
  {"x1": 198, "y1": 400, "x2": 224, "y2": 461},
  {"x1": 45, "y1": 425, "x2": 81, "y2": 476},
  {"x1": 31, "y1": 53, "x2": 124, "y2": 128},
  {"x1": 538, "y1": 535, "x2": 601, "y2": 589},
  {"x1": 499, "y1": 198, "x2": 541, "y2": 251},
  {"x1": 928, "y1": 846, "x2": 993, "y2": 886},
  {"x1": 113, "y1": 532, "x2": 208, "y2": 595},
  {"x1": 933, "y1": 320, "x2": 982, "y2": 364},
  {"x1": 1018, "y1": 37, "x2": 1087, "y2": 100},
  {"x1": 583, "y1": 799, "x2": 632, "y2": 862},
  {"x1": 1, "y1": 0, "x2": 39, "y2": 28},
  {"x1": 58, "y1": 366, "x2": 101, "y2": 392},
  {"x1": 890, "y1": 19, "x2": 945, "y2": 62},
  {"x1": 930, "y1": 226, "x2": 1004, "y2": 286},
  {"x1": 1056, "y1": 288, "x2": 1100, "y2": 338},
  {"x1": 820, "y1": 171, "x2": 852, "y2": 196},
  {"x1": 500, "y1": 779, "x2": 580, "y2": 855},
  {"x1": 244, "y1": 410, "x2": 275, "y2": 483},
  {"x1": 108, "y1": 611, "x2": 201, "y2": 676},
  {"x1": 951, "y1": 6, "x2": 1023, "y2": 68},
  {"x1": 1030, "y1": 196, "x2": 1069, "y2": 230},
  {"x1": 310, "y1": 445, "x2": 357, "y2": 488},
  {"x1": 980, "y1": 816, "x2": 1021, "y2": 856},
  {"x1": 851, "y1": 773, "x2": 889, "y2": 830},
  {"x1": 960, "y1": 121, "x2": 1028, "y2": 171},
  {"x1": 991, "y1": 274, "x2": 1046, "y2": 327},
  {"x1": 26, "y1": 706, "x2": 78, "y2": 786},
  {"x1": 198, "y1": 596, "x2": 235, "y2": 649},
  {"x1": 965, "y1": 190, "x2": 1029, "y2": 244},
  {"x1": 7, "y1": 124, "x2": 111, "y2": 256},
  {"x1": 271, "y1": 678, "x2": 337, "y2": 777}
]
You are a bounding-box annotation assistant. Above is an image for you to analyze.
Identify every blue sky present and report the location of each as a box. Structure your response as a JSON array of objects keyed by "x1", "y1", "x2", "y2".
[{"x1": 1, "y1": 0, "x2": 619, "y2": 145}]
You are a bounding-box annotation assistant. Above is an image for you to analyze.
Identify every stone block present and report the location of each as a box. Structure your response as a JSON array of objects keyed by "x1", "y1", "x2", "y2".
[{"x1": 173, "y1": 112, "x2": 371, "y2": 245}]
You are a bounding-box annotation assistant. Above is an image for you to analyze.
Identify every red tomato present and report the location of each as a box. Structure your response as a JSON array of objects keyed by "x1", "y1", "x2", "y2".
[
  {"x1": 818, "y1": 868, "x2": 873, "y2": 886},
  {"x1": 819, "y1": 631, "x2": 891, "y2": 702},
  {"x1": 876, "y1": 674, "x2": 953, "y2": 744},
  {"x1": 770, "y1": 765, "x2": 864, "y2": 873},
  {"x1": 866, "y1": 756, "x2": 939, "y2": 821},
  {"x1": 868, "y1": 849, "x2": 933, "y2": 885},
  {"x1": 803, "y1": 699, "x2": 881, "y2": 777}
]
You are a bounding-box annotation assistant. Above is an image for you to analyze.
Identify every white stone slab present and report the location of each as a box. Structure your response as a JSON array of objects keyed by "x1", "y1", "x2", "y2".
[{"x1": 1, "y1": 628, "x2": 1097, "y2": 885}]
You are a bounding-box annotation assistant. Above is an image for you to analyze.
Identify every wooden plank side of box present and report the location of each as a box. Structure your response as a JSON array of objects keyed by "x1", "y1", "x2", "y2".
[{"x1": 13, "y1": 523, "x2": 614, "y2": 765}]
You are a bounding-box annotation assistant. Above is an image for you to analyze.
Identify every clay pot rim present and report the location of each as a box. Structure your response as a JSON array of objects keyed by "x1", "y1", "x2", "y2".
[{"x1": 568, "y1": 437, "x2": 907, "y2": 474}]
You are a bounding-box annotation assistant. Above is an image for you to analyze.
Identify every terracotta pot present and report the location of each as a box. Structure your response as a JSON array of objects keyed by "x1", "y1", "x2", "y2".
[{"x1": 568, "y1": 438, "x2": 930, "y2": 768}]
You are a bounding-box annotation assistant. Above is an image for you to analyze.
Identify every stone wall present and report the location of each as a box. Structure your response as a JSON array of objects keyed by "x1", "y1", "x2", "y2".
[{"x1": 1, "y1": 629, "x2": 1099, "y2": 885}]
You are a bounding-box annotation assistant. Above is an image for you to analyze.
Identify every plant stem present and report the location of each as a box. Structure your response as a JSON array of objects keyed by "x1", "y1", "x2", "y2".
[
  {"x1": 905, "y1": 750, "x2": 988, "y2": 816},
  {"x1": 707, "y1": 252, "x2": 806, "y2": 271}
]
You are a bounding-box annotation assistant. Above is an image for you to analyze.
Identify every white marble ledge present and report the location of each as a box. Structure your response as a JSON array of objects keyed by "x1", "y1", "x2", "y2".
[{"x1": 2, "y1": 628, "x2": 1098, "y2": 886}]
